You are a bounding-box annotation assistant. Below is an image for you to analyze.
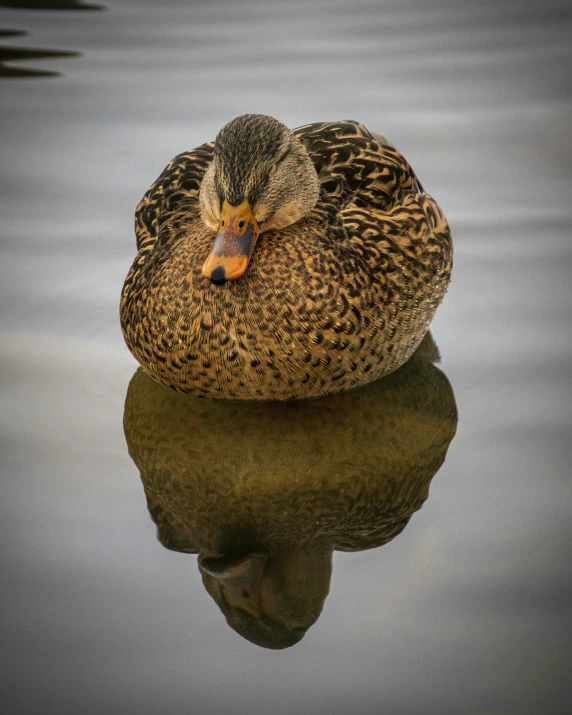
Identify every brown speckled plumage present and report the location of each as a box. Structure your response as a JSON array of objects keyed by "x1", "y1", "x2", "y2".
[{"x1": 120, "y1": 117, "x2": 452, "y2": 399}]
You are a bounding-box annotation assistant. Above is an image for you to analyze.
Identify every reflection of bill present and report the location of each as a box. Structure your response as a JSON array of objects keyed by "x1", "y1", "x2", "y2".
[{"x1": 124, "y1": 334, "x2": 458, "y2": 649}]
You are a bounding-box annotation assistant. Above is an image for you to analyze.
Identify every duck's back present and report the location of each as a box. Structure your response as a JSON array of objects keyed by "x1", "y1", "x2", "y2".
[{"x1": 121, "y1": 120, "x2": 452, "y2": 400}]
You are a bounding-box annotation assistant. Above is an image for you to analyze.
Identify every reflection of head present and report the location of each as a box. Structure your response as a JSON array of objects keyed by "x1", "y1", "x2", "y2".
[
  {"x1": 124, "y1": 334, "x2": 457, "y2": 649},
  {"x1": 200, "y1": 549, "x2": 332, "y2": 650}
]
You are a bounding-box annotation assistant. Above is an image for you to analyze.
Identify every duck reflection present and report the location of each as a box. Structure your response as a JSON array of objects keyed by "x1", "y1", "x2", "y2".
[{"x1": 123, "y1": 333, "x2": 457, "y2": 649}]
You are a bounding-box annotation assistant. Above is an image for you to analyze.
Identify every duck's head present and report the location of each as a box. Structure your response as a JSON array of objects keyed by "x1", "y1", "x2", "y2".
[{"x1": 199, "y1": 114, "x2": 320, "y2": 285}]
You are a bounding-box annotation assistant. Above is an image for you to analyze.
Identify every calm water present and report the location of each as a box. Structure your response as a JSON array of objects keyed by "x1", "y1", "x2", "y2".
[{"x1": 1, "y1": 1, "x2": 571, "y2": 713}]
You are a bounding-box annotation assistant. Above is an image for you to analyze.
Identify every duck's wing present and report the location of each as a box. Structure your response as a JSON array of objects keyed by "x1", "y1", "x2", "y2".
[
  {"x1": 134, "y1": 142, "x2": 215, "y2": 257},
  {"x1": 295, "y1": 121, "x2": 450, "y2": 272},
  {"x1": 369, "y1": 131, "x2": 424, "y2": 194},
  {"x1": 293, "y1": 120, "x2": 423, "y2": 222}
]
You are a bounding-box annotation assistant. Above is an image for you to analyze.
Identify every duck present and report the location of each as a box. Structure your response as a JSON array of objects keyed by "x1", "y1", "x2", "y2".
[
  {"x1": 123, "y1": 334, "x2": 458, "y2": 648},
  {"x1": 120, "y1": 114, "x2": 452, "y2": 400}
]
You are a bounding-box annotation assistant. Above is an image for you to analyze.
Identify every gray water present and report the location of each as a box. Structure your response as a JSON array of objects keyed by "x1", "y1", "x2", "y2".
[{"x1": 1, "y1": 1, "x2": 571, "y2": 713}]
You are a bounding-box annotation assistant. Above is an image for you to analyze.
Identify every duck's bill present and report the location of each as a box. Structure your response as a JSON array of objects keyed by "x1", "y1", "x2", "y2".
[{"x1": 202, "y1": 199, "x2": 260, "y2": 285}]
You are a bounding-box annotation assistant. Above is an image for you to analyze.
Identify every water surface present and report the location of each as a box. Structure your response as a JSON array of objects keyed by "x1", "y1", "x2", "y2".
[{"x1": 1, "y1": 1, "x2": 571, "y2": 713}]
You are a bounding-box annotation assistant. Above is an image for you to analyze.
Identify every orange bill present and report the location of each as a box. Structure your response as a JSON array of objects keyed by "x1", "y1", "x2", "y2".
[{"x1": 202, "y1": 199, "x2": 260, "y2": 284}]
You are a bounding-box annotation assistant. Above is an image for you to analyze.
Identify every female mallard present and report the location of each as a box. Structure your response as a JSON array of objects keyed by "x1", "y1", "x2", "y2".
[{"x1": 120, "y1": 114, "x2": 452, "y2": 400}]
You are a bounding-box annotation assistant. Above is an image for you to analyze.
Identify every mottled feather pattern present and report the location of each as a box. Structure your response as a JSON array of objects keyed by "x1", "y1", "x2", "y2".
[
  {"x1": 121, "y1": 121, "x2": 452, "y2": 399},
  {"x1": 124, "y1": 338, "x2": 458, "y2": 555}
]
